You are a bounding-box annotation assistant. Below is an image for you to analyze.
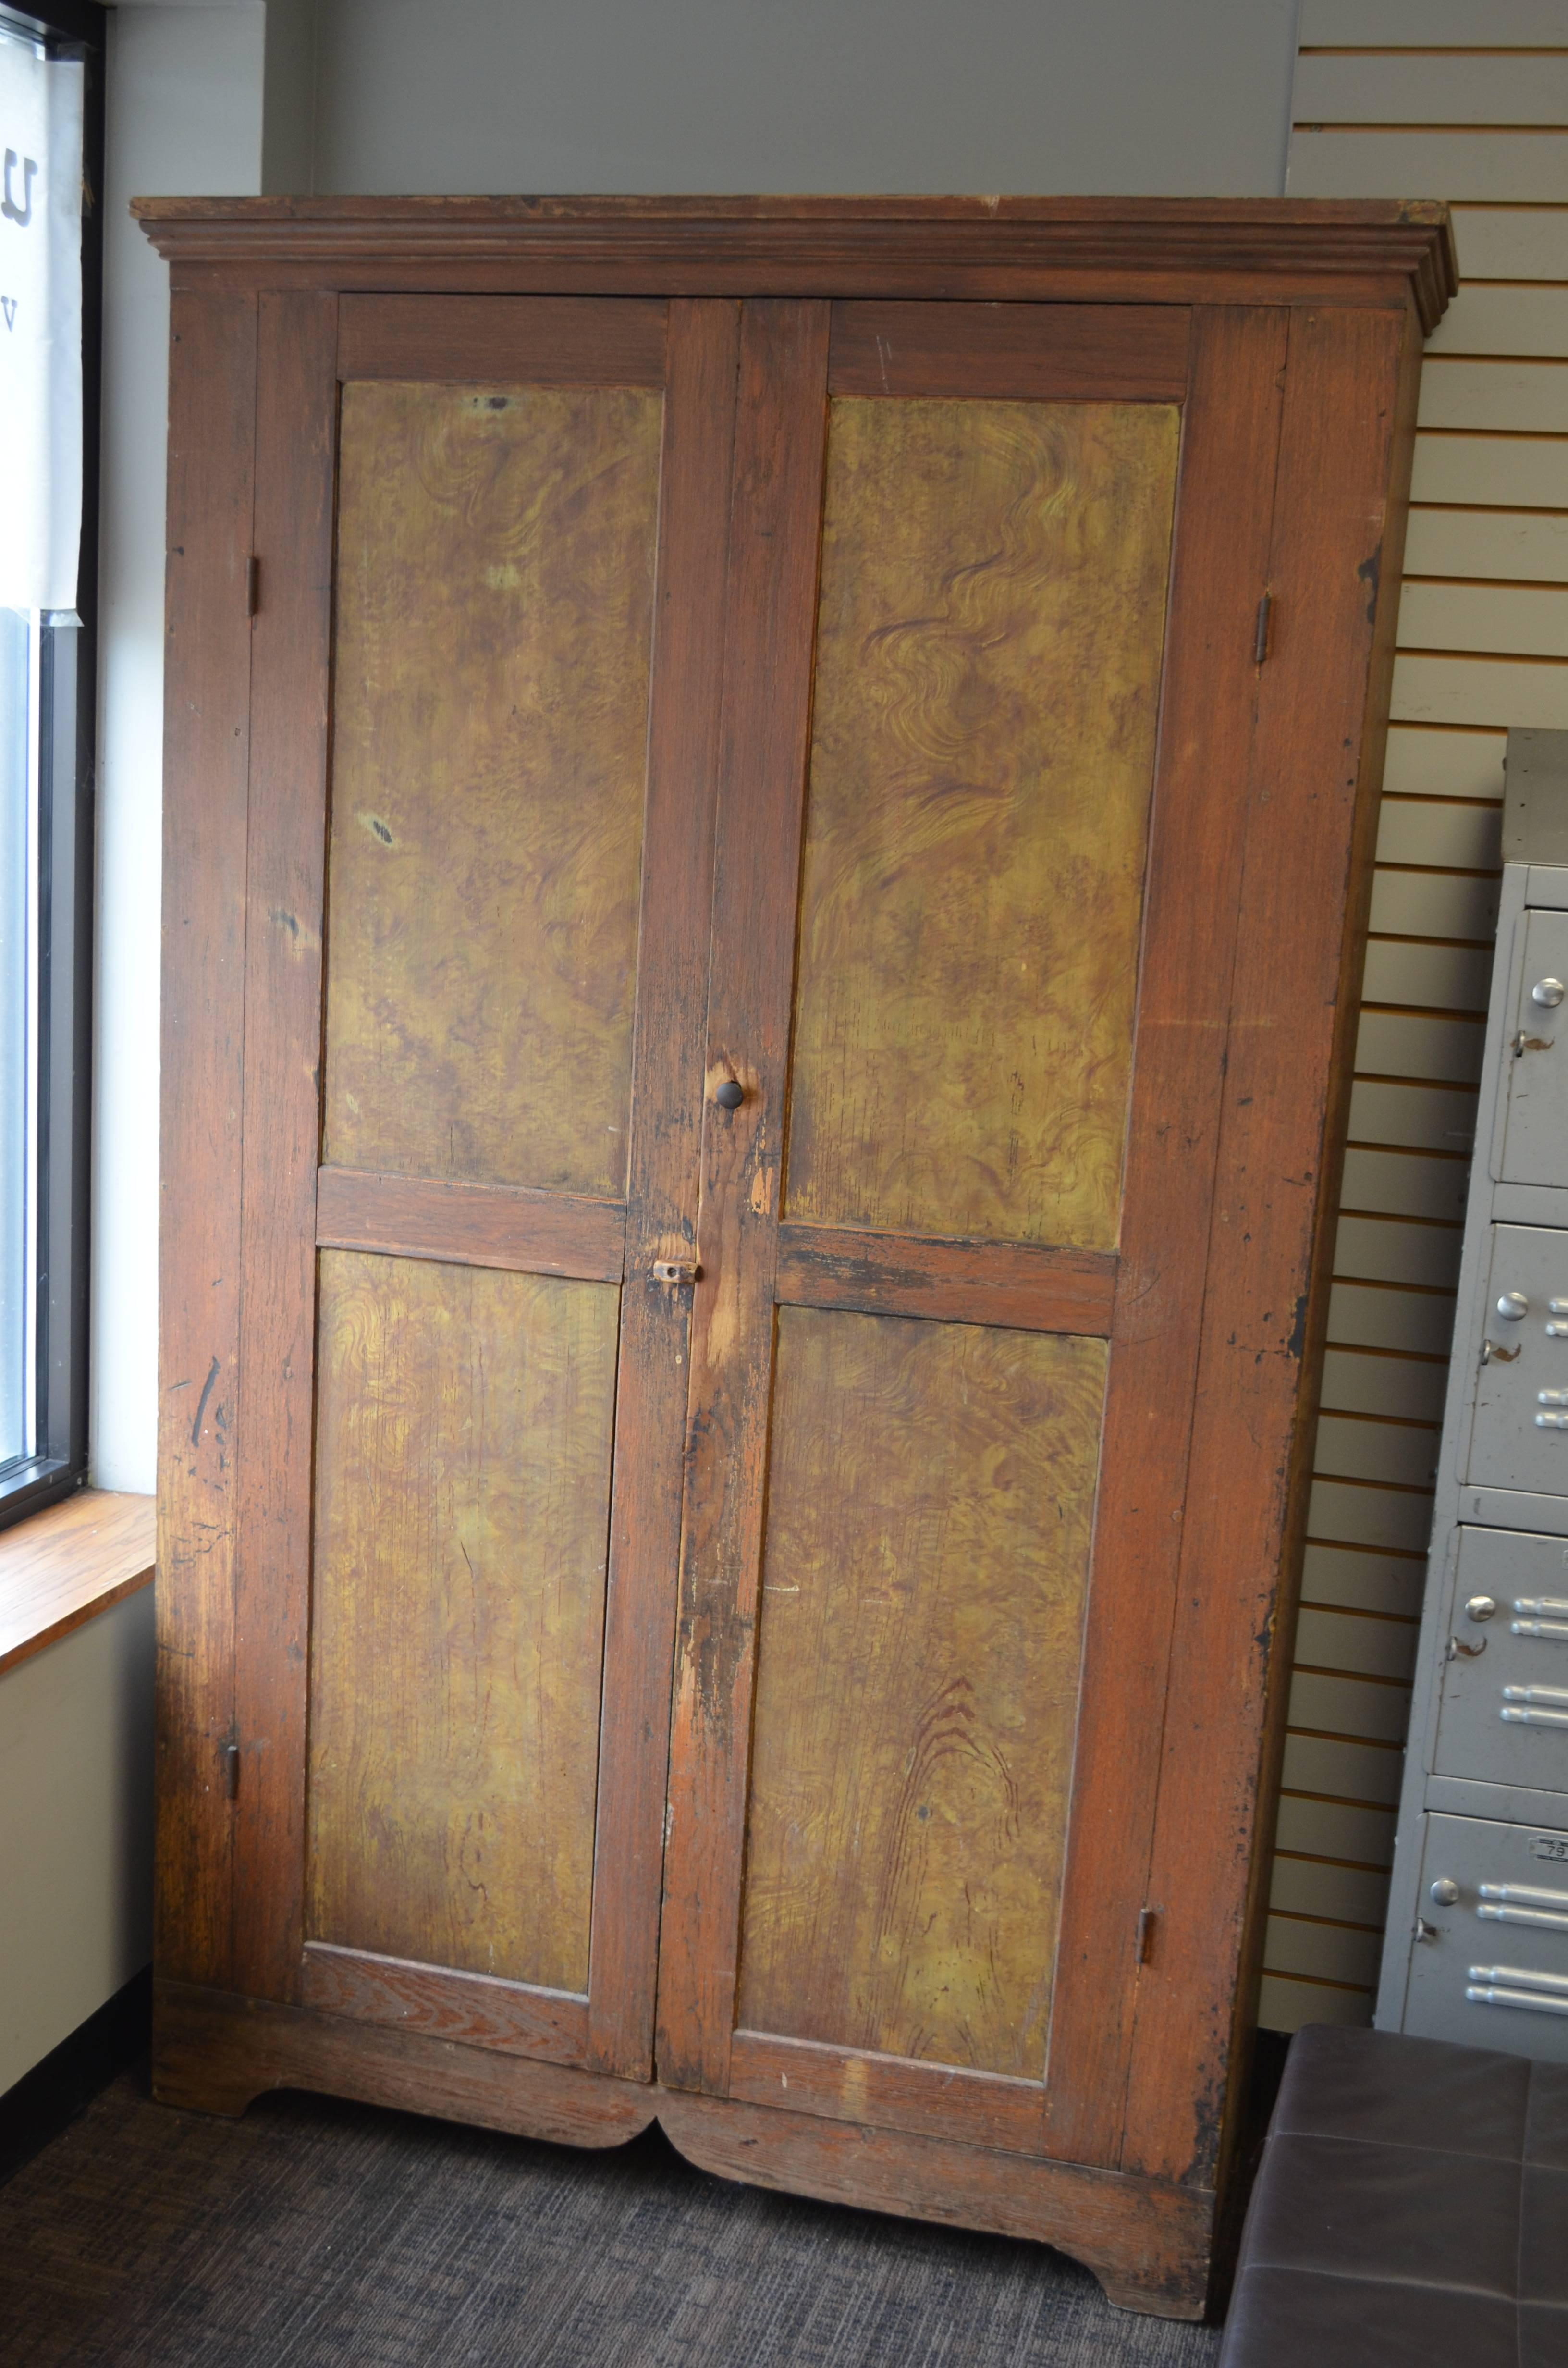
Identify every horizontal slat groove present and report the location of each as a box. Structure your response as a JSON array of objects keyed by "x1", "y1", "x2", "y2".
[
  {"x1": 774, "y1": 1222, "x2": 1117, "y2": 1336},
  {"x1": 316, "y1": 1167, "x2": 627, "y2": 1282}
]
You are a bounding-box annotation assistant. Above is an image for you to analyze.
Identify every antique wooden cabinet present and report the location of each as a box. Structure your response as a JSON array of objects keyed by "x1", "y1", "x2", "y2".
[{"x1": 137, "y1": 197, "x2": 1454, "y2": 2318}]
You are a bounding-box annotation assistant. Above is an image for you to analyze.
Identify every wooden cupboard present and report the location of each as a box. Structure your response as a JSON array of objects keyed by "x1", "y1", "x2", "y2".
[{"x1": 136, "y1": 197, "x2": 1456, "y2": 2319}]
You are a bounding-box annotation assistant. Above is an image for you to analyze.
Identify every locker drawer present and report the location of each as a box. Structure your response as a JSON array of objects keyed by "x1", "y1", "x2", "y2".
[
  {"x1": 1405, "y1": 1811, "x2": 1568, "y2": 2061},
  {"x1": 1500, "y1": 907, "x2": 1568, "y2": 1185},
  {"x1": 1434, "y1": 1527, "x2": 1568, "y2": 1795},
  {"x1": 1467, "y1": 1224, "x2": 1568, "y2": 1492}
]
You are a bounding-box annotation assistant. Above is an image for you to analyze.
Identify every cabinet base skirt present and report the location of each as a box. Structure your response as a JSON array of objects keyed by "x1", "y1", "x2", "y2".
[{"x1": 153, "y1": 1980, "x2": 1213, "y2": 2320}]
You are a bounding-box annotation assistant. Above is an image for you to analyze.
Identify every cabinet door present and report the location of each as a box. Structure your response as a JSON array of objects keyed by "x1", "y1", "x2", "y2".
[
  {"x1": 168, "y1": 293, "x2": 739, "y2": 2083},
  {"x1": 656, "y1": 296, "x2": 1409, "y2": 2183}
]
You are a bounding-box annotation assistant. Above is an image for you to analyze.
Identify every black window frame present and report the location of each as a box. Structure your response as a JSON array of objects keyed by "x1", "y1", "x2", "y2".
[{"x1": 0, "y1": 0, "x2": 102, "y2": 1529}]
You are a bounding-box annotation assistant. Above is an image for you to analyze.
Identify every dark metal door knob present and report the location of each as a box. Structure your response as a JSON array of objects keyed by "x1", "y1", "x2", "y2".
[{"x1": 714, "y1": 1079, "x2": 744, "y2": 1110}]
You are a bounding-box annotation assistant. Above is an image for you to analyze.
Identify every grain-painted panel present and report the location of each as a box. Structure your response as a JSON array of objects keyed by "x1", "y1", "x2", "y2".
[
  {"x1": 1264, "y1": 1913, "x2": 1384, "y2": 1991},
  {"x1": 1383, "y1": 726, "x2": 1505, "y2": 802},
  {"x1": 307, "y1": 1252, "x2": 619, "y2": 1995},
  {"x1": 1360, "y1": 943, "x2": 1493, "y2": 1015},
  {"x1": 1404, "y1": 509, "x2": 1568, "y2": 584},
  {"x1": 1307, "y1": 1479, "x2": 1433, "y2": 1556},
  {"x1": 1399, "y1": 583, "x2": 1568, "y2": 663},
  {"x1": 1334, "y1": 1215, "x2": 1462, "y2": 1291},
  {"x1": 1281, "y1": 1736, "x2": 1404, "y2": 1811},
  {"x1": 1320, "y1": 1346, "x2": 1449, "y2": 1423},
  {"x1": 1301, "y1": 1543, "x2": 1426, "y2": 1621},
  {"x1": 785, "y1": 398, "x2": 1178, "y2": 1252},
  {"x1": 1450, "y1": 208, "x2": 1568, "y2": 283},
  {"x1": 1289, "y1": 131, "x2": 1568, "y2": 203},
  {"x1": 1327, "y1": 1278, "x2": 1460, "y2": 1356},
  {"x1": 1355, "y1": 1011, "x2": 1487, "y2": 1084},
  {"x1": 1365, "y1": 872, "x2": 1500, "y2": 944},
  {"x1": 1300, "y1": 0, "x2": 1568, "y2": 41},
  {"x1": 1411, "y1": 434, "x2": 1568, "y2": 510},
  {"x1": 1257, "y1": 1973, "x2": 1371, "y2": 2033},
  {"x1": 1393, "y1": 654, "x2": 1568, "y2": 731},
  {"x1": 1294, "y1": 1618, "x2": 1421, "y2": 1693},
  {"x1": 1315, "y1": 1413, "x2": 1440, "y2": 1490},
  {"x1": 1270, "y1": 1856, "x2": 1391, "y2": 1930},
  {"x1": 1272, "y1": 1795, "x2": 1396, "y2": 1868},
  {"x1": 1294, "y1": 54, "x2": 1568, "y2": 127},
  {"x1": 1428, "y1": 289, "x2": 1568, "y2": 363},
  {"x1": 322, "y1": 382, "x2": 662, "y2": 1197},
  {"x1": 736, "y1": 1308, "x2": 1105, "y2": 2080},
  {"x1": 1420, "y1": 362, "x2": 1568, "y2": 437}
]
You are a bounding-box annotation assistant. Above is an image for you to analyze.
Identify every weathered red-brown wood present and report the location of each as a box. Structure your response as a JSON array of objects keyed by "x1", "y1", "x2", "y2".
[
  {"x1": 1120, "y1": 303, "x2": 1421, "y2": 2189},
  {"x1": 728, "y1": 2030, "x2": 1044, "y2": 2155},
  {"x1": 829, "y1": 301, "x2": 1190, "y2": 401},
  {"x1": 656, "y1": 2087, "x2": 1213, "y2": 2320},
  {"x1": 154, "y1": 287, "x2": 258, "y2": 1997},
  {"x1": 337, "y1": 292, "x2": 666, "y2": 384},
  {"x1": 1040, "y1": 309, "x2": 1291, "y2": 2172},
  {"x1": 655, "y1": 300, "x2": 831, "y2": 2096},
  {"x1": 155, "y1": 1978, "x2": 656, "y2": 2145},
  {"x1": 774, "y1": 1225, "x2": 1117, "y2": 1335},
  {"x1": 314, "y1": 1168, "x2": 626, "y2": 1282},
  {"x1": 229, "y1": 293, "x2": 338, "y2": 2005},
  {"x1": 301, "y1": 1943, "x2": 588, "y2": 2064},
  {"x1": 586, "y1": 300, "x2": 741, "y2": 2080},
  {"x1": 135, "y1": 197, "x2": 1457, "y2": 336}
]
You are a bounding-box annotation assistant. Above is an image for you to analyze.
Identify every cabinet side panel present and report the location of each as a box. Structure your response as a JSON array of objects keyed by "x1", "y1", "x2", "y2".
[
  {"x1": 155, "y1": 289, "x2": 258, "y2": 1993},
  {"x1": 231, "y1": 292, "x2": 338, "y2": 2002},
  {"x1": 1123, "y1": 304, "x2": 1413, "y2": 2186}
]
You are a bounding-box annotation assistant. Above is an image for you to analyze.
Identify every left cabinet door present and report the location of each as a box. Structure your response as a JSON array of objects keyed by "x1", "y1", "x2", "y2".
[{"x1": 156, "y1": 290, "x2": 742, "y2": 2085}]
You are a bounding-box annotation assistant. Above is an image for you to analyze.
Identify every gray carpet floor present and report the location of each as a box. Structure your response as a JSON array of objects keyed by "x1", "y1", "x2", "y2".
[{"x1": 0, "y1": 2070, "x2": 1224, "y2": 2367}]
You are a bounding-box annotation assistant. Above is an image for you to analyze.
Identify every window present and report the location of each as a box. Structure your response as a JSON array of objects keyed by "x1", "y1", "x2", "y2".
[{"x1": 0, "y1": 0, "x2": 100, "y2": 1526}]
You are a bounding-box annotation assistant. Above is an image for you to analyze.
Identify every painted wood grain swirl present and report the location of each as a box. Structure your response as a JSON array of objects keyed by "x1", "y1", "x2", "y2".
[
  {"x1": 785, "y1": 397, "x2": 1178, "y2": 1251},
  {"x1": 306, "y1": 1250, "x2": 618, "y2": 1993},
  {"x1": 736, "y1": 1307, "x2": 1106, "y2": 2078},
  {"x1": 322, "y1": 381, "x2": 662, "y2": 1197}
]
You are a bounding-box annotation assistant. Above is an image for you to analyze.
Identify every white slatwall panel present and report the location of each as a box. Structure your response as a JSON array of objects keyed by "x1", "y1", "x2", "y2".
[{"x1": 1264, "y1": 9, "x2": 1568, "y2": 2034}]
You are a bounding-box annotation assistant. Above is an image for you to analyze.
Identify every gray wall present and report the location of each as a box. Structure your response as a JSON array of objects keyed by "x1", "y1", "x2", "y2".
[{"x1": 304, "y1": 0, "x2": 1301, "y2": 197}]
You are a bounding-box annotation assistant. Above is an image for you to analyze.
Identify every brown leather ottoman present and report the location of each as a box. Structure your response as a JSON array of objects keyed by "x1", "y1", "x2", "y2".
[{"x1": 1219, "y1": 2023, "x2": 1568, "y2": 2366}]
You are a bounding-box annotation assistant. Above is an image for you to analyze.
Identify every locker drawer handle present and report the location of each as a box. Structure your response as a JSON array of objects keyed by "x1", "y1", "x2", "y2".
[
  {"x1": 1471, "y1": 1961, "x2": 1568, "y2": 1997},
  {"x1": 1511, "y1": 1620, "x2": 1568, "y2": 1641},
  {"x1": 1477, "y1": 1903, "x2": 1568, "y2": 1930},
  {"x1": 1480, "y1": 1879, "x2": 1568, "y2": 1911},
  {"x1": 1465, "y1": 1984, "x2": 1568, "y2": 2017},
  {"x1": 1501, "y1": 1706, "x2": 1568, "y2": 1727}
]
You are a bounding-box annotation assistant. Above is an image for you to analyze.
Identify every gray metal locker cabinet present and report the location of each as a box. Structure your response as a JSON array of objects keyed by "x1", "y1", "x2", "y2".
[{"x1": 1378, "y1": 728, "x2": 1568, "y2": 2057}]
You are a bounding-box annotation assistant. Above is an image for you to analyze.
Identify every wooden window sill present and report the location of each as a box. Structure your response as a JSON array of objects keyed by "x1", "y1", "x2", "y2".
[{"x1": 0, "y1": 1491, "x2": 156, "y2": 1678}]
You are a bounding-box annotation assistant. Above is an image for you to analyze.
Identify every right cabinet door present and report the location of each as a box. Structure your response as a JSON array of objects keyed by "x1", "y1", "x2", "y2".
[{"x1": 656, "y1": 296, "x2": 1409, "y2": 2182}]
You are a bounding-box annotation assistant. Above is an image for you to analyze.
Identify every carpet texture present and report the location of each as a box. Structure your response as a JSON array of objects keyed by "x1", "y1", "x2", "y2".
[{"x1": 0, "y1": 2070, "x2": 1222, "y2": 2367}]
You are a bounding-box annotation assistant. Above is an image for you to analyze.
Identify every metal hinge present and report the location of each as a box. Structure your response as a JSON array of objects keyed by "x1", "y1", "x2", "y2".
[
  {"x1": 1137, "y1": 1905, "x2": 1159, "y2": 1966},
  {"x1": 220, "y1": 1739, "x2": 240, "y2": 1801},
  {"x1": 246, "y1": 555, "x2": 261, "y2": 618},
  {"x1": 1253, "y1": 592, "x2": 1273, "y2": 666}
]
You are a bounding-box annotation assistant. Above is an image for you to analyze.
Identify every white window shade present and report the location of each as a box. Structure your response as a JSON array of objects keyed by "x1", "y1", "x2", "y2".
[{"x1": 0, "y1": 34, "x2": 83, "y2": 613}]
